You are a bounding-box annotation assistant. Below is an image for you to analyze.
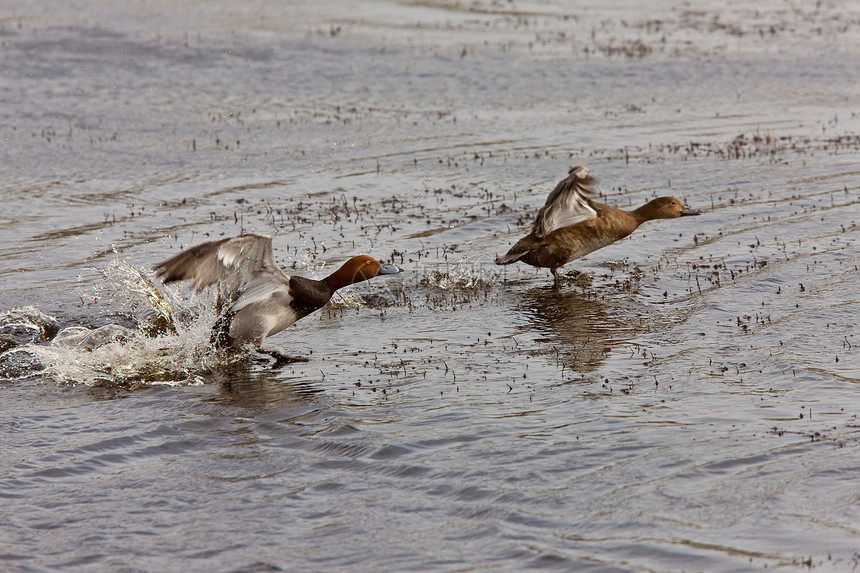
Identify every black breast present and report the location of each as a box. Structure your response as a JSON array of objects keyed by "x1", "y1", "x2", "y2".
[{"x1": 287, "y1": 276, "x2": 334, "y2": 319}]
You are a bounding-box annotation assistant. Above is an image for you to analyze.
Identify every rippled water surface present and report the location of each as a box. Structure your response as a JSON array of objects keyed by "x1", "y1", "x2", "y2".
[{"x1": 2, "y1": 0, "x2": 860, "y2": 570}]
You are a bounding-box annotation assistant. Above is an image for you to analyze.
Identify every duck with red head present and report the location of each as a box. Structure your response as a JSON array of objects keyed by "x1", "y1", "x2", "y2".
[
  {"x1": 496, "y1": 166, "x2": 700, "y2": 282},
  {"x1": 155, "y1": 234, "x2": 399, "y2": 350}
]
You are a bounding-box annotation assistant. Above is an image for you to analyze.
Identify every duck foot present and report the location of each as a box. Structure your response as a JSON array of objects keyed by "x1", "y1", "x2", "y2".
[
  {"x1": 256, "y1": 349, "x2": 310, "y2": 366},
  {"x1": 558, "y1": 269, "x2": 593, "y2": 287}
]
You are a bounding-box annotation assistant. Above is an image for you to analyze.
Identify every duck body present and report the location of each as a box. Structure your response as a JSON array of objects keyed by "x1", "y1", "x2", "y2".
[
  {"x1": 501, "y1": 200, "x2": 640, "y2": 271},
  {"x1": 496, "y1": 166, "x2": 699, "y2": 279},
  {"x1": 223, "y1": 274, "x2": 332, "y2": 348},
  {"x1": 154, "y1": 234, "x2": 398, "y2": 348}
]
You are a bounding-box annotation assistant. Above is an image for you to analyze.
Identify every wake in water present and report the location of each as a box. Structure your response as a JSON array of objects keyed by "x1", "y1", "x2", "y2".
[
  {"x1": 0, "y1": 258, "x2": 231, "y2": 387},
  {"x1": 0, "y1": 251, "x2": 504, "y2": 387}
]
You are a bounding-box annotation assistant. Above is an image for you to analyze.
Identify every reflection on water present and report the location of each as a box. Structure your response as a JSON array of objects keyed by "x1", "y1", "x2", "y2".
[
  {"x1": 208, "y1": 362, "x2": 325, "y2": 409},
  {"x1": 515, "y1": 282, "x2": 637, "y2": 372}
]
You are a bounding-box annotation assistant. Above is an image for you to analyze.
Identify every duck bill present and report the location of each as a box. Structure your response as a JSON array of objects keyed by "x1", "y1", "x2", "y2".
[
  {"x1": 680, "y1": 206, "x2": 700, "y2": 216},
  {"x1": 377, "y1": 264, "x2": 401, "y2": 275}
]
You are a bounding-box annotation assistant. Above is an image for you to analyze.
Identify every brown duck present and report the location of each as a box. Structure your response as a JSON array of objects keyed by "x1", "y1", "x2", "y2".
[
  {"x1": 155, "y1": 234, "x2": 399, "y2": 349},
  {"x1": 496, "y1": 166, "x2": 700, "y2": 281}
]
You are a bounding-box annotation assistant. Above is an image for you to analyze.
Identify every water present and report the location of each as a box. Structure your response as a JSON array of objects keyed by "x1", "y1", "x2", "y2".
[{"x1": 2, "y1": 0, "x2": 860, "y2": 570}]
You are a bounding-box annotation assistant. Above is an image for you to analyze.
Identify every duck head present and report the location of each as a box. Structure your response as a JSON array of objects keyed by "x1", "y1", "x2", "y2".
[
  {"x1": 325, "y1": 255, "x2": 400, "y2": 290},
  {"x1": 638, "y1": 196, "x2": 700, "y2": 220}
]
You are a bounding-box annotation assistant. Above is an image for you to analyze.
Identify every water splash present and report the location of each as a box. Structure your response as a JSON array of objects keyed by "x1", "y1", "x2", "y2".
[
  {"x1": 100, "y1": 258, "x2": 177, "y2": 336},
  {"x1": 0, "y1": 306, "x2": 60, "y2": 346},
  {"x1": 0, "y1": 258, "x2": 233, "y2": 387},
  {"x1": 419, "y1": 258, "x2": 500, "y2": 292}
]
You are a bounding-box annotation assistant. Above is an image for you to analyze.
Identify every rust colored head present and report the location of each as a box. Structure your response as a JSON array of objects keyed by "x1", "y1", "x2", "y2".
[{"x1": 324, "y1": 255, "x2": 400, "y2": 290}]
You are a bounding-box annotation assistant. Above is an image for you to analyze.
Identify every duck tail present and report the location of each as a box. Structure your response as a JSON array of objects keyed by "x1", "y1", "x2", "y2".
[{"x1": 495, "y1": 251, "x2": 525, "y2": 265}]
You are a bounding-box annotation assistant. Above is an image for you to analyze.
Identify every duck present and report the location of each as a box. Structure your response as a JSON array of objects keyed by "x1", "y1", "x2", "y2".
[
  {"x1": 154, "y1": 233, "x2": 399, "y2": 350},
  {"x1": 495, "y1": 166, "x2": 700, "y2": 281}
]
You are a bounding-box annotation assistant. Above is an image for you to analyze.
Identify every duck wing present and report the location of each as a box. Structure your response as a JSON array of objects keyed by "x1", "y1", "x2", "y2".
[
  {"x1": 532, "y1": 166, "x2": 597, "y2": 238},
  {"x1": 155, "y1": 234, "x2": 291, "y2": 312}
]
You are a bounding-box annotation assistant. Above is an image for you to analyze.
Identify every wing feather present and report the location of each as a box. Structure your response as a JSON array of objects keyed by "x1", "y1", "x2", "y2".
[
  {"x1": 532, "y1": 166, "x2": 597, "y2": 238},
  {"x1": 154, "y1": 234, "x2": 291, "y2": 312}
]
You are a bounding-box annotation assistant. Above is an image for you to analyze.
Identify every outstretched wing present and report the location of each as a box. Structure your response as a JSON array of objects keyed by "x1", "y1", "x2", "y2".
[
  {"x1": 532, "y1": 165, "x2": 597, "y2": 238},
  {"x1": 155, "y1": 234, "x2": 290, "y2": 311}
]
